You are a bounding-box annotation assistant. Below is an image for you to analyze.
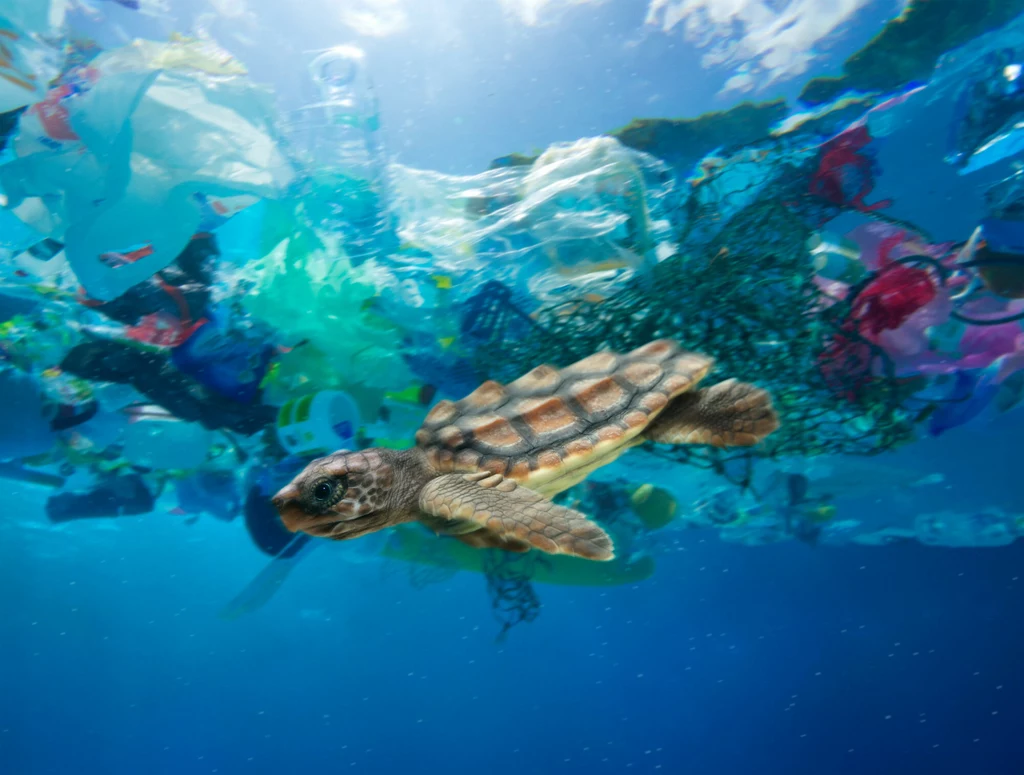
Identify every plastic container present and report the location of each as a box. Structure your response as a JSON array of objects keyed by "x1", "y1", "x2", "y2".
[{"x1": 276, "y1": 390, "x2": 360, "y2": 457}]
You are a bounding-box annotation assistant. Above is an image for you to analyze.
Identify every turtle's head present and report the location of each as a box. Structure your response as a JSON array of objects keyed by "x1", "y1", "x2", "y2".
[{"x1": 272, "y1": 449, "x2": 406, "y2": 541}]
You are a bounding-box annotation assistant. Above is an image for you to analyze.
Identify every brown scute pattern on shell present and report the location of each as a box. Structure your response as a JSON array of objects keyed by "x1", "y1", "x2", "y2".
[
  {"x1": 462, "y1": 380, "x2": 510, "y2": 412},
  {"x1": 562, "y1": 351, "x2": 619, "y2": 376},
  {"x1": 422, "y1": 399, "x2": 458, "y2": 428},
  {"x1": 562, "y1": 435, "x2": 595, "y2": 458},
  {"x1": 572, "y1": 376, "x2": 629, "y2": 420},
  {"x1": 530, "y1": 449, "x2": 563, "y2": 472},
  {"x1": 458, "y1": 413, "x2": 526, "y2": 451},
  {"x1": 620, "y1": 360, "x2": 663, "y2": 390},
  {"x1": 416, "y1": 339, "x2": 715, "y2": 487},
  {"x1": 506, "y1": 460, "x2": 532, "y2": 481},
  {"x1": 629, "y1": 340, "x2": 676, "y2": 361},
  {"x1": 454, "y1": 449, "x2": 483, "y2": 469},
  {"x1": 639, "y1": 391, "x2": 669, "y2": 414},
  {"x1": 479, "y1": 457, "x2": 508, "y2": 476},
  {"x1": 622, "y1": 410, "x2": 650, "y2": 430},
  {"x1": 519, "y1": 397, "x2": 582, "y2": 440},
  {"x1": 509, "y1": 364, "x2": 563, "y2": 395},
  {"x1": 437, "y1": 425, "x2": 465, "y2": 446}
]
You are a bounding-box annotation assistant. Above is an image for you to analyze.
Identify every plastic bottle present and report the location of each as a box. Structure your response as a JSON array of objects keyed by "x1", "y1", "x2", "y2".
[{"x1": 286, "y1": 45, "x2": 398, "y2": 265}]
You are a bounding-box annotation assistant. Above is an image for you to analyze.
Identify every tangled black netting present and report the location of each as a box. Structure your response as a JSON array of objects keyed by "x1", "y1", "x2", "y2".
[
  {"x1": 464, "y1": 192, "x2": 920, "y2": 479},
  {"x1": 481, "y1": 549, "x2": 544, "y2": 642}
]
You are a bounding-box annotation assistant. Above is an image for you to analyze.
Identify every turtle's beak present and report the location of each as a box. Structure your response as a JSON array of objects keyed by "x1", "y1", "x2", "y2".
[
  {"x1": 271, "y1": 484, "x2": 300, "y2": 509},
  {"x1": 272, "y1": 484, "x2": 305, "y2": 532}
]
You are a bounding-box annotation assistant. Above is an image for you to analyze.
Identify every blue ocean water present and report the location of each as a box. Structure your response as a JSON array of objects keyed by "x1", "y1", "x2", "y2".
[
  {"x1": 4, "y1": 425, "x2": 1024, "y2": 774},
  {"x1": 2, "y1": 1, "x2": 1024, "y2": 774}
]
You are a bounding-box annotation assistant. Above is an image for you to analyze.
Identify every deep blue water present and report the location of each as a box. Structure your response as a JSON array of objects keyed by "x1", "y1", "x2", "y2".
[
  {"x1": 3, "y1": 1, "x2": 1024, "y2": 774},
  {"x1": 4, "y1": 413, "x2": 1023, "y2": 773},
  {"x1": 4, "y1": 492, "x2": 1024, "y2": 774}
]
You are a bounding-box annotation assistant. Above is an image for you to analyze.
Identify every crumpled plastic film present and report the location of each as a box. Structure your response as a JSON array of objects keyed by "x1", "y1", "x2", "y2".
[
  {"x1": 0, "y1": 36, "x2": 293, "y2": 301},
  {"x1": 390, "y1": 136, "x2": 676, "y2": 304},
  {"x1": 0, "y1": 0, "x2": 65, "y2": 113},
  {"x1": 240, "y1": 226, "x2": 412, "y2": 399},
  {"x1": 914, "y1": 509, "x2": 1020, "y2": 548}
]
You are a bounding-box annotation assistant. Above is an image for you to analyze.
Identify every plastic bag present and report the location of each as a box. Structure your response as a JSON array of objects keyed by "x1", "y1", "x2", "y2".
[
  {"x1": 915, "y1": 509, "x2": 1019, "y2": 547},
  {"x1": 0, "y1": 0, "x2": 65, "y2": 113},
  {"x1": 239, "y1": 229, "x2": 412, "y2": 397},
  {"x1": 389, "y1": 136, "x2": 676, "y2": 304},
  {"x1": 0, "y1": 36, "x2": 293, "y2": 301}
]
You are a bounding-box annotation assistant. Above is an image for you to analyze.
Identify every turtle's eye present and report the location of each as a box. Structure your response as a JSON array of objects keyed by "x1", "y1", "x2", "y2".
[{"x1": 307, "y1": 476, "x2": 346, "y2": 511}]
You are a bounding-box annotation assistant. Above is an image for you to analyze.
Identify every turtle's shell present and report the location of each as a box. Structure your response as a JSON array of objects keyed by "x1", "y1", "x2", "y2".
[{"x1": 415, "y1": 340, "x2": 713, "y2": 496}]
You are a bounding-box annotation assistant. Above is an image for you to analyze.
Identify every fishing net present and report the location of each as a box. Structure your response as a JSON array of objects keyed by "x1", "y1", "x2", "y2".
[
  {"x1": 463, "y1": 186, "x2": 922, "y2": 472},
  {"x1": 481, "y1": 549, "x2": 544, "y2": 642}
]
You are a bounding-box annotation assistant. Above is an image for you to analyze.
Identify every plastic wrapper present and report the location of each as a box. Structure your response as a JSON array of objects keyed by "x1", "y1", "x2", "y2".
[
  {"x1": 239, "y1": 228, "x2": 412, "y2": 398},
  {"x1": 390, "y1": 136, "x2": 677, "y2": 304},
  {"x1": 0, "y1": 35, "x2": 293, "y2": 301}
]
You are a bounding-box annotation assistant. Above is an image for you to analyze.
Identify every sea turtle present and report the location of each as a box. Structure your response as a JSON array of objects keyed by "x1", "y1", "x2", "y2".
[{"x1": 272, "y1": 340, "x2": 779, "y2": 561}]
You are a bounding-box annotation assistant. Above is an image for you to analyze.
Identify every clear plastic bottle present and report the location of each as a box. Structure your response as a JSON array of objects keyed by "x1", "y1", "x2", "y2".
[{"x1": 286, "y1": 45, "x2": 398, "y2": 265}]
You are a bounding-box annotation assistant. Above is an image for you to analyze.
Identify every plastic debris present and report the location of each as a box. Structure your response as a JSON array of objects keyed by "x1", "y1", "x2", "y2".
[{"x1": 0, "y1": 35, "x2": 293, "y2": 301}]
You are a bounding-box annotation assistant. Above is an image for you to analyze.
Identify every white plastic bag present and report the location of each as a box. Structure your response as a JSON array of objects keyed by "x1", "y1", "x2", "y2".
[
  {"x1": 0, "y1": 36, "x2": 294, "y2": 301},
  {"x1": 0, "y1": 0, "x2": 66, "y2": 112}
]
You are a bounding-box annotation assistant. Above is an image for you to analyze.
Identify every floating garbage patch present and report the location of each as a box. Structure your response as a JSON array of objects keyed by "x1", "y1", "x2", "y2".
[{"x1": 3, "y1": 4, "x2": 1024, "y2": 636}]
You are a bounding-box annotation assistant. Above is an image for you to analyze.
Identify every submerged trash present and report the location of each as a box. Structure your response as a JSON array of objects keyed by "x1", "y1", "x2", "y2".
[
  {"x1": 0, "y1": 34, "x2": 292, "y2": 301},
  {"x1": 275, "y1": 390, "x2": 360, "y2": 458},
  {"x1": 0, "y1": 0, "x2": 65, "y2": 113},
  {"x1": 390, "y1": 135, "x2": 676, "y2": 304},
  {"x1": 915, "y1": 509, "x2": 1020, "y2": 547},
  {"x1": 284, "y1": 44, "x2": 398, "y2": 266},
  {"x1": 947, "y1": 46, "x2": 1024, "y2": 174}
]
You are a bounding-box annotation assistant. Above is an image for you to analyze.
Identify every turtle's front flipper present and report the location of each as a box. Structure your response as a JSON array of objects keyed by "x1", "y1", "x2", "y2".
[
  {"x1": 418, "y1": 472, "x2": 615, "y2": 561},
  {"x1": 453, "y1": 529, "x2": 532, "y2": 553},
  {"x1": 645, "y1": 378, "x2": 779, "y2": 448}
]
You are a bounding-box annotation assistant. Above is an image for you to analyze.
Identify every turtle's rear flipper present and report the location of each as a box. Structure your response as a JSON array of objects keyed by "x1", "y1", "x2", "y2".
[
  {"x1": 419, "y1": 472, "x2": 615, "y2": 561},
  {"x1": 644, "y1": 378, "x2": 779, "y2": 448}
]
